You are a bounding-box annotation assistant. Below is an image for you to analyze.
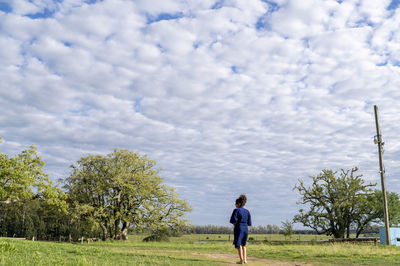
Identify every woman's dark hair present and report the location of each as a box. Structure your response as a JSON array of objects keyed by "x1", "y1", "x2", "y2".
[{"x1": 235, "y1": 194, "x2": 247, "y2": 207}]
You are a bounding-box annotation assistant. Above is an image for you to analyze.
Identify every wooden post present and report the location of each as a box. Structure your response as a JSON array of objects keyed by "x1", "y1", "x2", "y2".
[{"x1": 374, "y1": 105, "x2": 391, "y2": 245}]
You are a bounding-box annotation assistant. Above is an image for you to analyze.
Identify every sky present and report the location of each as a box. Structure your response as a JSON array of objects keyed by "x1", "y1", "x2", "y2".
[{"x1": 1, "y1": 0, "x2": 400, "y2": 228}]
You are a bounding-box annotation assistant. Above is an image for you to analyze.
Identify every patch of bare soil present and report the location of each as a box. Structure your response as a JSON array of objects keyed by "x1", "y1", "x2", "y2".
[{"x1": 192, "y1": 252, "x2": 313, "y2": 266}]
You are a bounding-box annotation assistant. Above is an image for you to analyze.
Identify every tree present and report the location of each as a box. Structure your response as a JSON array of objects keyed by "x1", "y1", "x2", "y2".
[
  {"x1": 65, "y1": 149, "x2": 191, "y2": 240},
  {"x1": 281, "y1": 220, "x2": 293, "y2": 239},
  {"x1": 141, "y1": 186, "x2": 191, "y2": 236},
  {"x1": 66, "y1": 154, "x2": 115, "y2": 240},
  {"x1": 349, "y1": 190, "x2": 400, "y2": 237},
  {"x1": 293, "y1": 167, "x2": 376, "y2": 238},
  {"x1": 266, "y1": 224, "x2": 280, "y2": 234},
  {"x1": 0, "y1": 144, "x2": 50, "y2": 201},
  {"x1": 370, "y1": 190, "x2": 400, "y2": 225},
  {"x1": 0, "y1": 139, "x2": 68, "y2": 238}
]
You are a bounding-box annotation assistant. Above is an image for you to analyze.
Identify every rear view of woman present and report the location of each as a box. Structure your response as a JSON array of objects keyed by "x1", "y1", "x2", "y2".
[{"x1": 230, "y1": 194, "x2": 252, "y2": 264}]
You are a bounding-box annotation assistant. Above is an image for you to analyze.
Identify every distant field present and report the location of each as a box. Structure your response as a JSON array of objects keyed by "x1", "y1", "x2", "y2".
[
  {"x1": 186, "y1": 233, "x2": 336, "y2": 242},
  {"x1": 1, "y1": 233, "x2": 397, "y2": 266}
]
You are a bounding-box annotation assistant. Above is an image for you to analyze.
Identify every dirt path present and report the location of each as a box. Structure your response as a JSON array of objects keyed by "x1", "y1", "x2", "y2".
[
  {"x1": 192, "y1": 251, "x2": 313, "y2": 266},
  {"x1": 104, "y1": 245, "x2": 312, "y2": 265}
]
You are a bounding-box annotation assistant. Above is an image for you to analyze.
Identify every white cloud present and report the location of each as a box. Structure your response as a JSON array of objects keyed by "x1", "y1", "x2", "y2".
[
  {"x1": 6, "y1": 0, "x2": 43, "y2": 15},
  {"x1": 1, "y1": 0, "x2": 400, "y2": 227},
  {"x1": 357, "y1": 0, "x2": 392, "y2": 24},
  {"x1": 134, "y1": 0, "x2": 184, "y2": 15},
  {"x1": 268, "y1": 0, "x2": 333, "y2": 38}
]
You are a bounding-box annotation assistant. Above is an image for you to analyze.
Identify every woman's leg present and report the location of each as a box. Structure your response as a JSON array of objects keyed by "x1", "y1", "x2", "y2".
[
  {"x1": 243, "y1": 246, "x2": 247, "y2": 263},
  {"x1": 237, "y1": 246, "x2": 244, "y2": 263}
]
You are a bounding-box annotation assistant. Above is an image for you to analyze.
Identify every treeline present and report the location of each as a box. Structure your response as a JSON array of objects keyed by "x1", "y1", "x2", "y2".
[
  {"x1": 0, "y1": 136, "x2": 191, "y2": 241},
  {"x1": 188, "y1": 224, "x2": 379, "y2": 235},
  {"x1": 189, "y1": 225, "x2": 326, "y2": 235}
]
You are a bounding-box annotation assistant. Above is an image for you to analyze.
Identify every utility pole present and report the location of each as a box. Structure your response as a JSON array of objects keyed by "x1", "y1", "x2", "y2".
[{"x1": 374, "y1": 105, "x2": 390, "y2": 245}]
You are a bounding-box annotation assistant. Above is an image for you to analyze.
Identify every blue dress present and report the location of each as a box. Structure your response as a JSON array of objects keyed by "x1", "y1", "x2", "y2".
[{"x1": 230, "y1": 207, "x2": 252, "y2": 248}]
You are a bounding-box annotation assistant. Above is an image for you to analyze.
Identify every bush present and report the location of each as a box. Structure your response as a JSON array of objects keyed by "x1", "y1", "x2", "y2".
[
  {"x1": 168, "y1": 230, "x2": 183, "y2": 237},
  {"x1": 142, "y1": 230, "x2": 170, "y2": 242}
]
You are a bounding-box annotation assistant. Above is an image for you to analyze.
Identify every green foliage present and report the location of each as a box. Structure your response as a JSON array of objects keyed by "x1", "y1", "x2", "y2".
[
  {"x1": 0, "y1": 139, "x2": 190, "y2": 241},
  {"x1": 65, "y1": 149, "x2": 191, "y2": 241},
  {"x1": 0, "y1": 143, "x2": 67, "y2": 209},
  {"x1": 142, "y1": 229, "x2": 170, "y2": 242},
  {"x1": 0, "y1": 144, "x2": 46, "y2": 201},
  {"x1": 0, "y1": 139, "x2": 68, "y2": 239},
  {"x1": 294, "y1": 167, "x2": 376, "y2": 238},
  {"x1": 281, "y1": 220, "x2": 294, "y2": 238},
  {"x1": 0, "y1": 198, "x2": 70, "y2": 240},
  {"x1": 367, "y1": 190, "x2": 400, "y2": 226}
]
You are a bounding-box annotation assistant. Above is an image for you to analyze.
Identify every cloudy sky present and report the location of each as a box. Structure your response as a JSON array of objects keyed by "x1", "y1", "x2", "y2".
[{"x1": 1, "y1": 0, "x2": 400, "y2": 227}]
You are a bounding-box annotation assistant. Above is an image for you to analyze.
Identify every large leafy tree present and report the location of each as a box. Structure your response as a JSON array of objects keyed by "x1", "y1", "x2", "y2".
[
  {"x1": 381, "y1": 191, "x2": 400, "y2": 226},
  {"x1": 0, "y1": 141, "x2": 67, "y2": 210},
  {"x1": 294, "y1": 167, "x2": 376, "y2": 238},
  {"x1": 65, "y1": 154, "x2": 111, "y2": 240},
  {"x1": 65, "y1": 149, "x2": 191, "y2": 240},
  {"x1": 141, "y1": 186, "x2": 192, "y2": 235},
  {"x1": 347, "y1": 190, "x2": 400, "y2": 237},
  {"x1": 368, "y1": 190, "x2": 400, "y2": 226},
  {"x1": 0, "y1": 137, "x2": 67, "y2": 238}
]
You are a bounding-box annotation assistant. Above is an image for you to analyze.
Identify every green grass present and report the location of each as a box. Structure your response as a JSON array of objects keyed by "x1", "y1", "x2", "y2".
[
  {"x1": 249, "y1": 243, "x2": 400, "y2": 265},
  {"x1": 0, "y1": 237, "x2": 219, "y2": 265},
  {"x1": 1, "y1": 234, "x2": 398, "y2": 266}
]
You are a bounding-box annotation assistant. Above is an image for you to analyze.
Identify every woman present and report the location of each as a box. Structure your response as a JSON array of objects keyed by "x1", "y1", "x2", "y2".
[{"x1": 230, "y1": 194, "x2": 252, "y2": 264}]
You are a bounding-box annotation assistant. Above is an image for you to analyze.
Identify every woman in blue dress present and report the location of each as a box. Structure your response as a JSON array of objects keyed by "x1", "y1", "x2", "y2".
[{"x1": 230, "y1": 194, "x2": 252, "y2": 264}]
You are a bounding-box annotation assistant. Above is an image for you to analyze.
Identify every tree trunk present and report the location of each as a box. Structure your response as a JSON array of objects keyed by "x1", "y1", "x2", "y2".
[
  {"x1": 355, "y1": 222, "x2": 363, "y2": 238},
  {"x1": 100, "y1": 223, "x2": 107, "y2": 241},
  {"x1": 114, "y1": 218, "x2": 121, "y2": 239},
  {"x1": 21, "y1": 206, "x2": 26, "y2": 237},
  {"x1": 332, "y1": 226, "x2": 345, "y2": 238},
  {"x1": 113, "y1": 192, "x2": 122, "y2": 239},
  {"x1": 121, "y1": 221, "x2": 130, "y2": 240}
]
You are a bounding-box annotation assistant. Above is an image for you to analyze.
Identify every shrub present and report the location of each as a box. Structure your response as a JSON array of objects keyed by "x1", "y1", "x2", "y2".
[{"x1": 142, "y1": 230, "x2": 170, "y2": 242}]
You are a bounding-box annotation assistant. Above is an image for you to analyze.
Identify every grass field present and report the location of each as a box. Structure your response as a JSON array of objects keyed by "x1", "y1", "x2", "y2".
[{"x1": 1, "y1": 234, "x2": 399, "y2": 265}]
